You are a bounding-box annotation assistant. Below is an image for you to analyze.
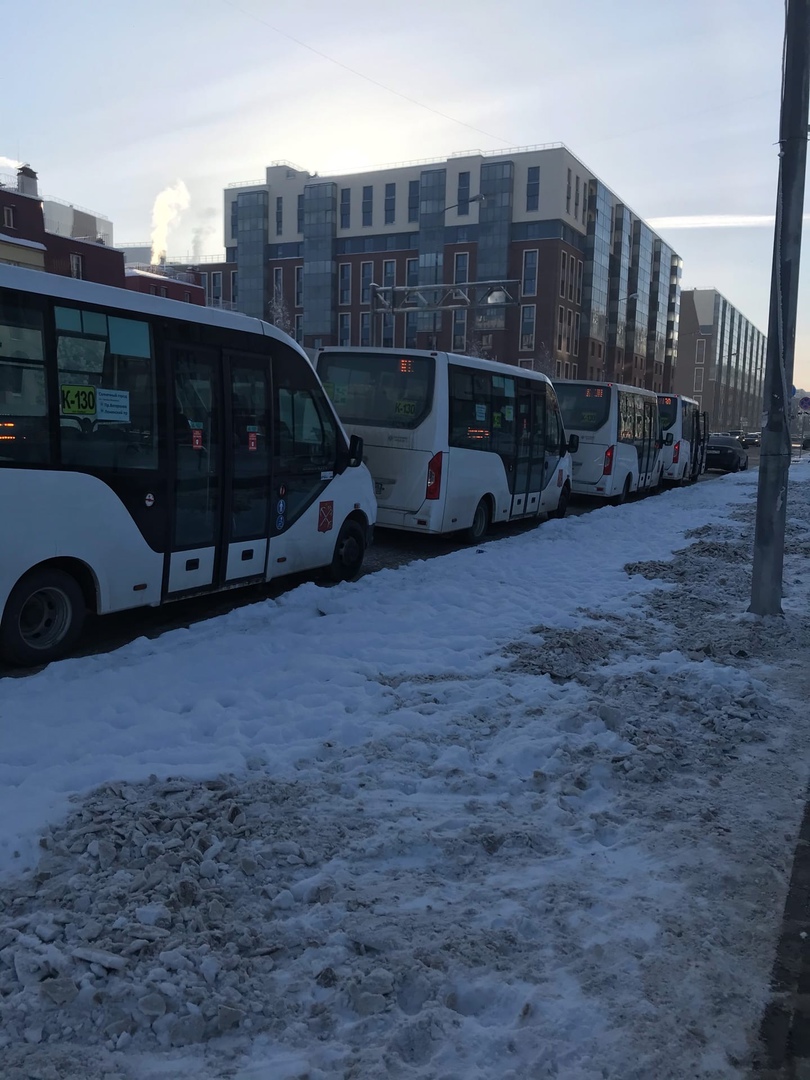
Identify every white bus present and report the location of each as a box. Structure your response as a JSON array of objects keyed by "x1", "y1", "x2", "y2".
[
  {"x1": 555, "y1": 380, "x2": 664, "y2": 504},
  {"x1": 657, "y1": 393, "x2": 707, "y2": 484},
  {"x1": 314, "y1": 347, "x2": 577, "y2": 541},
  {"x1": 0, "y1": 264, "x2": 375, "y2": 667}
]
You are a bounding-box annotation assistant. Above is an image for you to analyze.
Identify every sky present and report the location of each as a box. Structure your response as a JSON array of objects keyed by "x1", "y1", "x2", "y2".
[
  {"x1": 1, "y1": 465, "x2": 810, "y2": 1076},
  {"x1": 3, "y1": 0, "x2": 809, "y2": 387}
]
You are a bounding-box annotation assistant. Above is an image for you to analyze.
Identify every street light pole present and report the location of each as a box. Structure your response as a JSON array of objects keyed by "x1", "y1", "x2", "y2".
[{"x1": 750, "y1": 0, "x2": 810, "y2": 615}]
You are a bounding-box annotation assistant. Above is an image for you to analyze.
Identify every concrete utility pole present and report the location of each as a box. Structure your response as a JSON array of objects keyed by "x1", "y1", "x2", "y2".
[{"x1": 750, "y1": 0, "x2": 810, "y2": 615}]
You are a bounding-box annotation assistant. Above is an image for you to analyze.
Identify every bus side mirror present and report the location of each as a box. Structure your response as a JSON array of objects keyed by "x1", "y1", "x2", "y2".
[
  {"x1": 348, "y1": 433, "x2": 364, "y2": 468},
  {"x1": 567, "y1": 434, "x2": 579, "y2": 453},
  {"x1": 665, "y1": 432, "x2": 674, "y2": 445}
]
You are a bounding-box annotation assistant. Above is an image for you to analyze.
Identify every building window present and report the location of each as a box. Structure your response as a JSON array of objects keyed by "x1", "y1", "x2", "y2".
[
  {"x1": 339, "y1": 312, "x2": 351, "y2": 346},
  {"x1": 454, "y1": 251, "x2": 469, "y2": 284},
  {"x1": 295, "y1": 265, "x2": 303, "y2": 307},
  {"x1": 297, "y1": 194, "x2": 304, "y2": 234},
  {"x1": 339, "y1": 263, "x2": 351, "y2": 305},
  {"x1": 452, "y1": 309, "x2": 467, "y2": 352},
  {"x1": 200, "y1": 272, "x2": 208, "y2": 298},
  {"x1": 560, "y1": 252, "x2": 567, "y2": 297},
  {"x1": 696, "y1": 338, "x2": 706, "y2": 364},
  {"x1": 520, "y1": 305, "x2": 536, "y2": 351},
  {"x1": 272, "y1": 267, "x2": 282, "y2": 299},
  {"x1": 69, "y1": 253, "x2": 83, "y2": 280},
  {"x1": 574, "y1": 175, "x2": 580, "y2": 219},
  {"x1": 457, "y1": 171, "x2": 471, "y2": 215},
  {"x1": 360, "y1": 312, "x2": 371, "y2": 347},
  {"x1": 522, "y1": 249, "x2": 538, "y2": 296},
  {"x1": 568, "y1": 258, "x2": 575, "y2": 301},
  {"x1": 566, "y1": 169, "x2": 572, "y2": 214},
  {"x1": 294, "y1": 314, "x2": 303, "y2": 343},
  {"x1": 362, "y1": 185, "x2": 373, "y2": 227},
  {"x1": 573, "y1": 312, "x2": 581, "y2": 356},
  {"x1": 526, "y1": 166, "x2": 540, "y2": 212},
  {"x1": 565, "y1": 309, "x2": 573, "y2": 353},
  {"x1": 406, "y1": 257, "x2": 419, "y2": 287},
  {"x1": 556, "y1": 361, "x2": 562, "y2": 378},
  {"x1": 275, "y1": 196, "x2": 283, "y2": 236},
  {"x1": 231, "y1": 270, "x2": 238, "y2": 302},
  {"x1": 150, "y1": 285, "x2": 157, "y2": 295},
  {"x1": 383, "y1": 259, "x2": 396, "y2": 288},
  {"x1": 184, "y1": 291, "x2": 191, "y2": 303},
  {"x1": 159, "y1": 286, "x2": 168, "y2": 297},
  {"x1": 361, "y1": 261, "x2": 373, "y2": 303},
  {"x1": 694, "y1": 367, "x2": 704, "y2": 393},
  {"x1": 571, "y1": 363, "x2": 578, "y2": 379},
  {"x1": 3, "y1": 206, "x2": 15, "y2": 229},
  {"x1": 564, "y1": 361, "x2": 570, "y2": 378},
  {"x1": 576, "y1": 261, "x2": 583, "y2": 305},
  {"x1": 384, "y1": 182, "x2": 396, "y2": 225},
  {"x1": 557, "y1": 305, "x2": 565, "y2": 352},
  {"x1": 408, "y1": 180, "x2": 419, "y2": 223},
  {"x1": 340, "y1": 188, "x2": 351, "y2": 229}
]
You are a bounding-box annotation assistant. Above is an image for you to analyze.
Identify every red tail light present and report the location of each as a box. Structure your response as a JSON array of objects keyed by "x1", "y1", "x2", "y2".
[
  {"x1": 672, "y1": 440, "x2": 681, "y2": 464},
  {"x1": 602, "y1": 445, "x2": 615, "y2": 476},
  {"x1": 426, "y1": 452, "x2": 443, "y2": 500}
]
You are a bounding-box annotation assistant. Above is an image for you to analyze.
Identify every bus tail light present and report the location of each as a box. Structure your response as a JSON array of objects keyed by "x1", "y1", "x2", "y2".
[
  {"x1": 672, "y1": 440, "x2": 681, "y2": 464},
  {"x1": 426, "y1": 452, "x2": 443, "y2": 500},
  {"x1": 602, "y1": 445, "x2": 615, "y2": 476}
]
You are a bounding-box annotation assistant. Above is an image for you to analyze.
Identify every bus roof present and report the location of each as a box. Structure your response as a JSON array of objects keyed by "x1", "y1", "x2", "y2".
[
  {"x1": 555, "y1": 378, "x2": 660, "y2": 398},
  {"x1": 0, "y1": 263, "x2": 304, "y2": 355},
  {"x1": 316, "y1": 346, "x2": 553, "y2": 386}
]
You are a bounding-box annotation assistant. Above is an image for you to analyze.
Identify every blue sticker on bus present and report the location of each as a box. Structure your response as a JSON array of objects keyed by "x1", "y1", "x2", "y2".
[
  {"x1": 276, "y1": 499, "x2": 286, "y2": 515},
  {"x1": 276, "y1": 515, "x2": 285, "y2": 531}
]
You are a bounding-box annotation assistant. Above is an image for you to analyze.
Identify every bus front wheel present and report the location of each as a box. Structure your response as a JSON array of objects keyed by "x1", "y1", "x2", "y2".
[
  {"x1": 329, "y1": 519, "x2": 366, "y2": 582},
  {"x1": 465, "y1": 499, "x2": 491, "y2": 544},
  {"x1": 0, "y1": 568, "x2": 86, "y2": 667},
  {"x1": 552, "y1": 483, "x2": 571, "y2": 519}
]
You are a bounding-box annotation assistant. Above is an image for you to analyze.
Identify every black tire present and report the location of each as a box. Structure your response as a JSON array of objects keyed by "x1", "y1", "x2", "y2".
[
  {"x1": 328, "y1": 519, "x2": 366, "y2": 582},
  {"x1": 612, "y1": 476, "x2": 632, "y2": 507},
  {"x1": 0, "y1": 568, "x2": 86, "y2": 667},
  {"x1": 730, "y1": 459, "x2": 739, "y2": 473},
  {"x1": 552, "y1": 483, "x2": 571, "y2": 520},
  {"x1": 465, "y1": 498, "x2": 491, "y2": 544}
]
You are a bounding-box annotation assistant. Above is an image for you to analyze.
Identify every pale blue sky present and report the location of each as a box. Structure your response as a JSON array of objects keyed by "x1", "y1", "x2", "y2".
[{"x1": 3, "y1": 0, "x2": 807, "y2": 387}]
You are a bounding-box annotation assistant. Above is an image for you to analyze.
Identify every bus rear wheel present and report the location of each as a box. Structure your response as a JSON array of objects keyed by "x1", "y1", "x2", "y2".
[
  {"x1": 0, "y1": 568, "x2": 86, "y2": 667},
  {"x1": 465, "y1": 499, "x2": 491, "y2": 544},
  {"x1": 612, "y1": 476, "x2": 632, "y2": 507},
  {"x1": 329, "y1": 519, "x2": 366, "y2": 582}
]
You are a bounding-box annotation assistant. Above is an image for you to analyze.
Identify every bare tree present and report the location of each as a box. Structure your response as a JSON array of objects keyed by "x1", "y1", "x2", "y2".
[{"x1": 267, "y1": 293, "x2": 293, "y2": 335}]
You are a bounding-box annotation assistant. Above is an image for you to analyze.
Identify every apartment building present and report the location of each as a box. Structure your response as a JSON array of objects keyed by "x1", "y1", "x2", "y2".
[
  {"x1": 673, "y1": 288, "x2": 767, "y2": 432},
  {"x1": 224, "y1": 145, "x2": 682, "y2": 390}
]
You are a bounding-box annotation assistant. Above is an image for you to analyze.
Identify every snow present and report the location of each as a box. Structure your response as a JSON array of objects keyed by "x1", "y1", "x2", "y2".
[{"x1": 2, "y1": 466, "x2": 810, "y2": 1079}]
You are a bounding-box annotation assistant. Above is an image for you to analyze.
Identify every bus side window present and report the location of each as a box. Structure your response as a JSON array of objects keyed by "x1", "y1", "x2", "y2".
[{"x1": 0, "y1": 296, "x2": 49, "y2": 465}]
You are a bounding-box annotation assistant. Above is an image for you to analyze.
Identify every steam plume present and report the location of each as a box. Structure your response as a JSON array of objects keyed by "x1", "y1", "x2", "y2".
[{"x1": 150, "y1": 180, "x2": 190, "y2": 264}]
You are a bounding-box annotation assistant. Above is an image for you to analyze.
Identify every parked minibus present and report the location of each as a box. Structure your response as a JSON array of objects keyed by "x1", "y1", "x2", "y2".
[{"x1": 657, "y1": 393, "x2": 708, "y2": 484}]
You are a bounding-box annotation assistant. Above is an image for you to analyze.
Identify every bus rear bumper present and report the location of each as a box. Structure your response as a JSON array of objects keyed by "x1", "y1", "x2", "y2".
[{"x1": 375, "y1": 506, "x2": 444, "y2": 534}]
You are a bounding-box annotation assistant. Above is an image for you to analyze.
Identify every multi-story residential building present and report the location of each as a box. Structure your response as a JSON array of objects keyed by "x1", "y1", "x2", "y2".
[
  {"x1": 224, "y1": 146, "x2": 682, "y2": 390},
  {"x1": 0, "y1": 165, "x2": 124, "y2": 286},
  {"x1": 673, "y1": 288, "x2": 767, "y2": 433}
]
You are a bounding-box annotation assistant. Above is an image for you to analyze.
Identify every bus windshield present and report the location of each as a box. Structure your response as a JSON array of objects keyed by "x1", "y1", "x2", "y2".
[
  {"x1": 657, "y1": 395, "x2": 678, "y2": 431},
  {"x1": 556, "y1": 383, "x2": 611, "y2": 432},
  {"x1": 318, "y1": 352, "x2": 435, "y2": 429}
]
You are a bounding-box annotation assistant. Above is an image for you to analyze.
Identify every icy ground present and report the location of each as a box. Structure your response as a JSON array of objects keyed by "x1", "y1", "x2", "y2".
[{"x1": 1, "y1": 469, "x2": 810, "y2": 1079}]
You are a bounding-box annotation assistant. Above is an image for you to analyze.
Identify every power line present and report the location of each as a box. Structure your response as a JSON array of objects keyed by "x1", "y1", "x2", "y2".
[{"x1": 224, "y1": 1, "x2": 516, "y2": 147}]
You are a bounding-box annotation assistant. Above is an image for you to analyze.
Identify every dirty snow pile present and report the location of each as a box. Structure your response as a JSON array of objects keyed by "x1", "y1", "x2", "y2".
[{"x1": 1, "y1": 468, "x2": 810, "y2": 1080}]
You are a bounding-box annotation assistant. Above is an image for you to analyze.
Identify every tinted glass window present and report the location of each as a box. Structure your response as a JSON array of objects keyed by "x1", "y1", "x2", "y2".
[
  {"x1": 318, "y1": 351, "x2": 434, "y2": 430},
  {"x1": 0, "y1": 291, "x2": 49, "y2": 465},
  {"x1": 657, "y1": 395, "x2": 678, "y2": 431},
  {"x1": 56, "y1": 306, "x2": 158, "y2": 470},
  {"x1": 556, "y1": 383, "x2": 611, "y2": 432}
]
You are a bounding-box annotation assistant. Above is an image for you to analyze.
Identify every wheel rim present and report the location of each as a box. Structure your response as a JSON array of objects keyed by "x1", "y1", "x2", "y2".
[{"x1": 17, "y1": 586, "x2": 73, "y2": 651}]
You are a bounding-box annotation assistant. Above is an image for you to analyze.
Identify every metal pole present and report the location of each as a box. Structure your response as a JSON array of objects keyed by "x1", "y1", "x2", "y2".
[{"x1": 749, "y1": 0, "x2": 810, "y2": 615}]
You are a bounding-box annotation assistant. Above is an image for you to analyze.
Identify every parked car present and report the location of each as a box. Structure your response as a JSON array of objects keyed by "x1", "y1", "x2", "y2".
[{"x1": 706, "y1": 435, "x2": 749, "y2": 473}]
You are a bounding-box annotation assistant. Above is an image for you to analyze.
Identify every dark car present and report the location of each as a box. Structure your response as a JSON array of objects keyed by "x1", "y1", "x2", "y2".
[
  {"x1": 706, "y1": 435, "x2": 749, "y2": 473},
  {"x1": 728, "y1": 429, "x2": 748, "y2": 447},
  {"x1": 803, "y1": 436, "x2": 810, "y2": 451}
]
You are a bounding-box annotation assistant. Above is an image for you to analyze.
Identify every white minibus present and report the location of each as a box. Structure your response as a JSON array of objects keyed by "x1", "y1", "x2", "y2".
[
  {"x1": 657, "y1": 393, "x2": 707, "y2": 484},
  {"x1": 555, "y1": 380, "x2": 664, "y2": 504},
  {"x1": 0, "y1": 264, "x2": 375, "y2": 667},
  {"x1": 314, "y1": 348, "x2": 577, "y2": 541}
]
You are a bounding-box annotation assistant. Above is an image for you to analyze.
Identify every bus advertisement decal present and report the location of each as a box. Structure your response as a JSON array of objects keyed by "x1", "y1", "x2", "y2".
[
  {"x1": 61, "y1": 385, "x2": 97, "y2": 416},
  {"x1": 318, "y1": 501, "x2": 334, "y2": 533},
  {"x1": 96, "y1": 388, "x2": 131, "y2": 423}
]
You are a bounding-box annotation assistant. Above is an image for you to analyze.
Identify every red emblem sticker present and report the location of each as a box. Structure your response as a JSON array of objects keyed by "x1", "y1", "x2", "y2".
[
  {"x1": 318, "y1": 500, "x2": 334, "y2": 533},
  {"x1": 248, "y1": 432, "x2": 257, "y2": 452},
  {"x1": 192, "y1": 429, "x2": 203, "y2": 450}
]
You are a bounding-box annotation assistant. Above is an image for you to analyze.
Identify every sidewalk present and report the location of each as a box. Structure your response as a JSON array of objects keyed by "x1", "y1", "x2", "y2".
[{"x1": 1, "y1": 467, "x2": 810, "y2": 1079}]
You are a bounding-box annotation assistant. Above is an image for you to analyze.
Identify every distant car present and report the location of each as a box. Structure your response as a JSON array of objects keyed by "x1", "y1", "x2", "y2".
[
  {"x1": 728, "y1": 429, "x2": 749, "y2": 447},
  {"x1": 748, "y1": 431, "x2": 761, "y2": 447},
  {"x1": 706, "y1": 435, "x2": 749, "y2": 473}
]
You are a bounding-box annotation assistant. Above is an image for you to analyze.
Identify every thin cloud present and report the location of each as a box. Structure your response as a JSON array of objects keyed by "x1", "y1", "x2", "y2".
[{"x1": 648, "y1": 214, "x2": 810, "y2": 230}]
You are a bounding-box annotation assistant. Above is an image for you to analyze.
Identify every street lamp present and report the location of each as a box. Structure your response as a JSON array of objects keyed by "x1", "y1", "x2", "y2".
[{"x1": 444, "y1": 193, "x2": 486, "y2": 214}]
